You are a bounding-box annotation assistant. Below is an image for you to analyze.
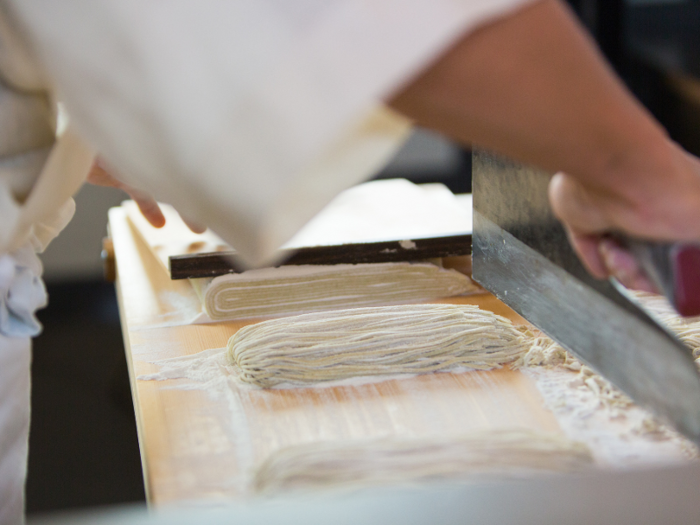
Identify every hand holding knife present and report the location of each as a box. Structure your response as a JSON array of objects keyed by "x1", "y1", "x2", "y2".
[{"x1": 472, "y1": 150, "x2": 700, "y2": 446}]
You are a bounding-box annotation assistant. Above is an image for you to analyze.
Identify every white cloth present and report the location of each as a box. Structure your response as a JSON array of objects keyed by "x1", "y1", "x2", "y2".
[
  {"x1": 0, "y1": 246, "x2": 46, "y2": 338},
  {"x1": 0, "y1": 10, "x2": 93, "y2": 524},
  {"x1": 6, "y1": 0, "x2": 534, "y2": 266},
  {"x1": 0, "y1": 334, "x2": 30, "y2": 525},
  {"x1": 0, "y1": 244, "x2": 47, "y2": 525},
  {"x1": 0, "y1": 246, "x2": 45, "y2": 524}
]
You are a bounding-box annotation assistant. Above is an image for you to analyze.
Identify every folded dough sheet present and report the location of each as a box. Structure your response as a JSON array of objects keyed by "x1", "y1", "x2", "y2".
[{"x1": 126, "y1": 178, "x2": 476, "y2": 322}]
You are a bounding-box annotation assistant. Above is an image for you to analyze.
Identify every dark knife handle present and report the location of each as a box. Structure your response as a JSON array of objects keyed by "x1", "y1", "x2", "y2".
[{"x1": 622, "y1": 238, "x2": 700, "y2": 317}]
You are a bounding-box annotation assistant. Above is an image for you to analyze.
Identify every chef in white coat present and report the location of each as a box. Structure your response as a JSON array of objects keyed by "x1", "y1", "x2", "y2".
[
  {"x1": 0, "y1": 12, "x2": 94, "y2": 523},
  {"x1": 1, "y1": 0, "x2": 700, "y2": 522}
]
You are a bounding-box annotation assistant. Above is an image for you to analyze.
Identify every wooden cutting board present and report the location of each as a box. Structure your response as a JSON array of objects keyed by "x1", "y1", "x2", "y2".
[{"x1": 109, "y1": 205, "x2": 564, "y2": 507}]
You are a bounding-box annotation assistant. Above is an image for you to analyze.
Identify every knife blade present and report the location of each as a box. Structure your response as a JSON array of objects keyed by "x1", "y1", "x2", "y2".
[{"x1": 471, "y1": 149, "x2": 700, "y2": 445}]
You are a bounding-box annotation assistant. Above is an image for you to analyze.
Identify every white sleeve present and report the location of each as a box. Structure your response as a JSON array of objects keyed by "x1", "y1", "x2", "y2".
[
  {"x1": 0, "y1": 8, "x2": 94, "y2": 255},
  {"x1": 7, "y1": 0, "x2": 535, "y2": 266}
]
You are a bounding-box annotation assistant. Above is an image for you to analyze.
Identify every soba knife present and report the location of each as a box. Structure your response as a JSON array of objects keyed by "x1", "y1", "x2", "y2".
[{"x1": 471, "y1": 149, "x2": 700, "y2": 445}]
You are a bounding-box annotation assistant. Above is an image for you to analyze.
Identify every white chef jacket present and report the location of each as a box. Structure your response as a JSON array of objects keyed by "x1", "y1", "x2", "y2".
[
  {"x1": 0, "y1": 0, "x2": 534, "y2": 522},
  {"x1": 0, "y1": 11, "x2": 93, "y2": 524},
  {"x1": 6, "y1": 0, "x2": 534, "y2": 266}
]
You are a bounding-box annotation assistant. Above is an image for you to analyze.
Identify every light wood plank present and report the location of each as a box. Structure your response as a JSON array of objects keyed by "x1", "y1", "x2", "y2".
[{"x1": 110, "y1": 205, "x2": 563, "y2": 506}]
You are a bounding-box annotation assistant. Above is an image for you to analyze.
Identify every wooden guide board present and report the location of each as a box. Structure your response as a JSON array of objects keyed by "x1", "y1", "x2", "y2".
[
  {"x1": 108, "y1": 205, "x2": 565, "y2": 507},
  {"x1": 121, "y1": 181, "x2": 474, "y2": 280}
]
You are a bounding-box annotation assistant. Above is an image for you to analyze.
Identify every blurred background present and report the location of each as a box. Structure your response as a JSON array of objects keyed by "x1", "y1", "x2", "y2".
[{"x1": 29, "y1": 0, "x2": 700, "y2": 516}]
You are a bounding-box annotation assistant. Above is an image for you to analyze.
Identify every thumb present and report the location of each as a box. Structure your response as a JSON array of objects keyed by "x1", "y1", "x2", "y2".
[{"x1": 549, "y1": 173, "x2": 610, "y2": 278}]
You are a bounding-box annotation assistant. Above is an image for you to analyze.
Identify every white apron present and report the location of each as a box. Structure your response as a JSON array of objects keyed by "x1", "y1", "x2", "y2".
[
  {"x1": 0, "y1": 16, "x2": 93, "y2": 522},
  {"x1": 0, "y1": 247, "x2": 43, "y2": 525}
]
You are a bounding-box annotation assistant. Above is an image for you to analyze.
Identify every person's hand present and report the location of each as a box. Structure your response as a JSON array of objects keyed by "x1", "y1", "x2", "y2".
[
  {"x1": 548, "y1": 142, "x2": 700, "y2": 291},
  {"x1": 87, "y1": 160, "x2": 206, "y2": 233}
]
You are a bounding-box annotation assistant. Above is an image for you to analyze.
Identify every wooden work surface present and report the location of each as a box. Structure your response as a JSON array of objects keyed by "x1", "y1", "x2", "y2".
[{"x1": 108, "y1": 205, "x2": 565, "y2": 507}]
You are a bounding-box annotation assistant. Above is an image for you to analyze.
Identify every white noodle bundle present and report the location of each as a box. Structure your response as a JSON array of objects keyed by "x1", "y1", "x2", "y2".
[
  {"x1": 227, "y1": 304, "x2": 531, "y2": 387},
  {"x1": 252, "y1": 429, "x2": 593, "y2": 494}
]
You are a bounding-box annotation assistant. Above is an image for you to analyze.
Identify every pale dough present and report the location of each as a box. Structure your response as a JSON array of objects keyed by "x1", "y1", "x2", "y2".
[
  {"x1": 197, "y1": 262, "x2": 477, "y2": 322},
  {"x1": 252, "y1": 429, "x2": 593, "y2": 494},
  {"x1": 227, "y1": 303, "x2": 530, "y2": 387}
]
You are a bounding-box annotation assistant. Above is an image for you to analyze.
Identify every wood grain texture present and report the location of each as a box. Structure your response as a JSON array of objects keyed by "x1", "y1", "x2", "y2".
[{"x1": 109, "y1": 206, "x2": 563, "y2": 507}]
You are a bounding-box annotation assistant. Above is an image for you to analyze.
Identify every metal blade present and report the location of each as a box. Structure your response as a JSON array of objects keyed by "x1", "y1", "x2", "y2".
[{"x1": 471, "y1": 149, "x2": 700, "y2": 445}]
